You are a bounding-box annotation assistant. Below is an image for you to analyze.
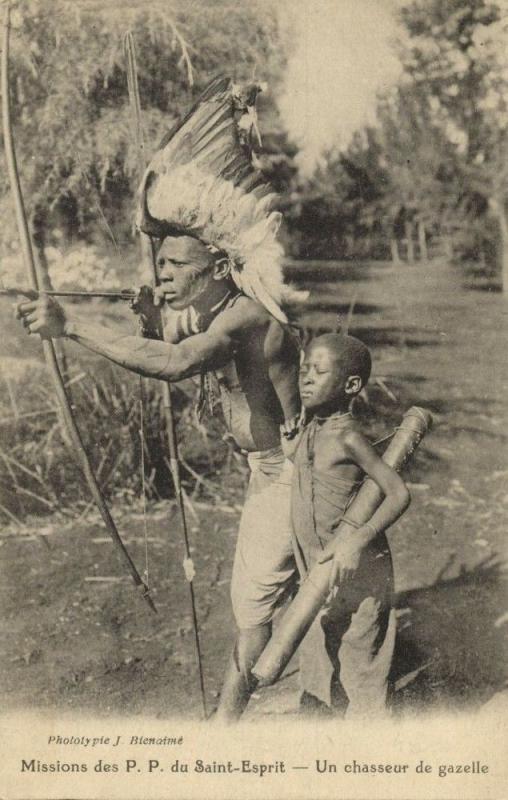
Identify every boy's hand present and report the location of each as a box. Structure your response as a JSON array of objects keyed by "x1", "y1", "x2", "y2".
[{"x1": 318, "y1": 530, "x2": 367, "y2": 590}]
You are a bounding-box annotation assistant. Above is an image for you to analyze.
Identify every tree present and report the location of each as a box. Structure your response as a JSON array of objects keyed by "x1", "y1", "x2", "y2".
[
  {"x1": 0, "y1": 0, "x2": 285, "y2": 269},
  {"x1": 376, "y1": 83, "x2": 463, "y2": 262},
  {"x1": 395, "y1": 0, "x2": 508, "y2": 284},
  {"x1": 287, "y1": 129, "x2": 397, "y2": 262}
]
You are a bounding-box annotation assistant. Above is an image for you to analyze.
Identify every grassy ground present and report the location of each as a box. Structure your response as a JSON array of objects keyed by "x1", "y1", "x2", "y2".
[{"x1": 0, "y1": 258, "x2": 507, "y2": 720}]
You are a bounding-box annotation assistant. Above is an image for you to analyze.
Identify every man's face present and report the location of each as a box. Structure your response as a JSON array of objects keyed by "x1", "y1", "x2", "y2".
[
  {"x1": 156, "y1": 236, "x2": 214, "y2": 309},
  {"x1": 299, "y1": 343, "x2": 349, "y2": 413}
]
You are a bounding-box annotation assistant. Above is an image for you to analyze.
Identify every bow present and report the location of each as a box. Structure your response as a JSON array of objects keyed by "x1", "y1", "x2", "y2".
[{"x1": 1, "y1": 2, "x2": 156, "y2": 614}]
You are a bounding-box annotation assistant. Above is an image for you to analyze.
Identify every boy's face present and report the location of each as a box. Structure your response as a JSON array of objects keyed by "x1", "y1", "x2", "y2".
[{"x1": 299, "y1": 342, "x2": 360, "y2": 414}]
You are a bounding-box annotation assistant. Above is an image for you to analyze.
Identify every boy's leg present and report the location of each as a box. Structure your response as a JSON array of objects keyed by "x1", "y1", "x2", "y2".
[
  {"x1": 299, "y1": 537, "x2": 395, "y2": 715},
  {"x1": 299, "y1": 606, "x2": 351, "y2": 711},
  {"x1": 334, "y1": 536, "x2": 395, "y2": 716},
  {"x1": 338, "y1": 599, "x2": 396, "y2": 717}
]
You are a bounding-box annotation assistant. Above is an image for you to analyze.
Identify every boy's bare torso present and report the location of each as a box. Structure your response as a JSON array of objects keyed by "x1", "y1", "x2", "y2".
[{"x1": 311, "y1": 417, "x2": 364, "y2": 484}]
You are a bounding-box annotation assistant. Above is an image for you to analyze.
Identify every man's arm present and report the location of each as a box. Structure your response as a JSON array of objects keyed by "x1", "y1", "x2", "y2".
[
  {"x1": 16, "y1": 296, "x2": 263, "y2": 381},
  {"x1": 265, "y1": 324, "x2": 302, "y2": 458},
  {"x1": 64, "y1": 318, "x2": 233, "y2": 380}
]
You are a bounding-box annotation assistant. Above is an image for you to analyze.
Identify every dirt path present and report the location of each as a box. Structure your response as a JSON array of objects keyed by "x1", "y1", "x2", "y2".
[{"x1": 1, "y1": 259, "x2": 507, "y2": 720}]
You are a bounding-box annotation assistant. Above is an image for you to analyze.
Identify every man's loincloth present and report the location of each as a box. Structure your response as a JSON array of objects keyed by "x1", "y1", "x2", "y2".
[
  {"x1": 292, "y1": 416, "x2": 395, "y2": 714},
  {"x1": 231, "y1": 447, "x2": 297, "y2": 629}
]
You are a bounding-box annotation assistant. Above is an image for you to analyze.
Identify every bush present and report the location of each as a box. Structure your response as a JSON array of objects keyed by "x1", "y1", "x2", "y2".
[
  {"x1": 0, "y1": 355, "x2": 242, "y2": 525},
  {"x1": 46, "y1": 244, "x2": 121, "y2": 291}
]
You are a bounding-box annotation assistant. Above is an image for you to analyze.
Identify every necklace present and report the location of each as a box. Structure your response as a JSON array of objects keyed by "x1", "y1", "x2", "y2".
[{"x1": 314, "y1": 409, "x2": 352, "y2": 423}]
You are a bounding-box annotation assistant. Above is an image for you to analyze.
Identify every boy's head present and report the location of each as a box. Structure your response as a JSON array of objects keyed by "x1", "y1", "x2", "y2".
[{"x1": 299, "y1": 333, "x2": 371, "y2": 415}]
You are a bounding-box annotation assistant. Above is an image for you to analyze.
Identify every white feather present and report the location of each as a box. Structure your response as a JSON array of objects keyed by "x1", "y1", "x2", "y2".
[{"x1": 144, "y1": 163, "x2": 308, "y2": 320}]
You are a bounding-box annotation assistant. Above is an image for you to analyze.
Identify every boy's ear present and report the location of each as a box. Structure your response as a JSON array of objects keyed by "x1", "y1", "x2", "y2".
[
  {"x1": 345, "y1": 375, "x2": 362, "y2": 395},
  {"x1": 212, "y1": 256, "x2": 231, "y2": 281}
]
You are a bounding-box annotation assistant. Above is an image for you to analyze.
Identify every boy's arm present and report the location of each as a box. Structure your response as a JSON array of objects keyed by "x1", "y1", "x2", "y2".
[
  {"x1": 320, "y1": 430, "x2": 410, "y2": 588},
  {"x1": 343, "y1": 429, "x2": 411, "y2": 540}
]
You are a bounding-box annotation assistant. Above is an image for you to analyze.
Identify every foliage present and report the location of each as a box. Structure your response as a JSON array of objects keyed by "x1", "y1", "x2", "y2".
[
  {"x1": 0, "y1": 354, "x2": 239, "y2": 523},
  {"x1": 45, "y1": 244, "x2": 120, "y2": 291},
  {"x1": 394, "y1": 0, "x2": 508, "y2": 267},
  {"x1": 284, "y1": 0, "x2": 508, "y2": 268},
  {"x1": 0, "y1": 0, "x2": 285, "y2": 259},
  {"x1": 2, "y1": 0, "x2": 508, "y2": 270}
]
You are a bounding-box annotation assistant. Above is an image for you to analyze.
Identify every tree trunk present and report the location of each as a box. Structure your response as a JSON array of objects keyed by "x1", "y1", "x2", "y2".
[
  {"x1": 499, "y1": 213, "x2": 508, "y2": 292},
  {"x1": 31, "y1": 207, "x2": 52, "y2": 290},
  {"x1": 389, "y1": 238, "x2": 400, "y2": 264},
  {"x1": 443, "y1": 236, "x2": 454, "y2": 260},
  {"x1": 405, "y1": 221, "x2": 415, "y2": 262},
  {"x1": 418, "y1": 220, "x2": 428, "y2": 261},
  {"x1": 489, "y1": 198, "x2": 508, "y2": 292}
]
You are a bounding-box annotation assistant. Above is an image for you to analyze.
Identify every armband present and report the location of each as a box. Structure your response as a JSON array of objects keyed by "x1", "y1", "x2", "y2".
[{"x1": 280, "y1": 412, "x2": 303, "y2": 441}]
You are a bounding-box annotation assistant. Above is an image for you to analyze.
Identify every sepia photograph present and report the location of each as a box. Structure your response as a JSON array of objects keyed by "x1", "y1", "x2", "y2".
[{"x1": 0, "y1": 1, "x2": 506, "y2": 798}]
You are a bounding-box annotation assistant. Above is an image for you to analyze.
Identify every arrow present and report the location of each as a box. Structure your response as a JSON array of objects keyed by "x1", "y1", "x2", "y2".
[{"x1": 0, "y1": 287, "x2": 137, "y2": 300}]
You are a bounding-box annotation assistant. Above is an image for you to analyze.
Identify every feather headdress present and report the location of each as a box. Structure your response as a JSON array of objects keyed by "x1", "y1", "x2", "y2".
[{"x1": 137, "y1": 76, "x2": 306, "y2": 323}]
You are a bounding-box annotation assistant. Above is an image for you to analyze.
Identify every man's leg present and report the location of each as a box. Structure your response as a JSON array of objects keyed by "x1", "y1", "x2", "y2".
[
  {"x1": 216, "y1": 450, "x2": 295, "y2": 722},
  {"x1": 215, "y1": 624, "x2": 271, "y2": 722}
]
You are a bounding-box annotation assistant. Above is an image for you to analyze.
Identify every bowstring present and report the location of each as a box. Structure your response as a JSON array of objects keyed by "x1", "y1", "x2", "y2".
[
  {"x1": 74, "y1": 115, "x2": 152, "y2": 586},
  {"x1": 138, "y1": 375, "x2": 150, "y2": 590}
]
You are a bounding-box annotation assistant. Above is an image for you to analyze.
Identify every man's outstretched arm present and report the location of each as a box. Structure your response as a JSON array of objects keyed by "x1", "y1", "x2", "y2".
[{"x1": 15, "y1": 296, "x2": 253, "y2": 381}]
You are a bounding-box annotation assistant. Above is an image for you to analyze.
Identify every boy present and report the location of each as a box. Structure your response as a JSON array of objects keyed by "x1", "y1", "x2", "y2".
[{"x1": 291, "y1": 333, "x2": 410, "y2": 716}]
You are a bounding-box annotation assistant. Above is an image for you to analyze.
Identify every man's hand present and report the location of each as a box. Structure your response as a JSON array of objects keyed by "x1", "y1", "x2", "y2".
[
  {"x1": 15, "y1": 295, "x2": 67, "y2": 339},
  {"x1": 129, "y1": 285, "x2": 163, "y2": 339},
  {"x1": 318, "y1": 530, "x2": 367, "y2": 590}
]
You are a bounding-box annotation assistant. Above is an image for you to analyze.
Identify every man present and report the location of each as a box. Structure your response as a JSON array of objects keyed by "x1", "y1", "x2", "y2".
[{"x1": 16, "y1": 77, "x2": 305, "y2": 721}]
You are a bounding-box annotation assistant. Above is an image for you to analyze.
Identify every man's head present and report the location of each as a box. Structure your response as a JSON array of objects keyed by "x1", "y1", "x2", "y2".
[
  {"x1": 299, "y1": 333, "x2": 371, "y2": 415},
  {"x1": 155, "y1": 235, "x2": 231, "y2": 310}
]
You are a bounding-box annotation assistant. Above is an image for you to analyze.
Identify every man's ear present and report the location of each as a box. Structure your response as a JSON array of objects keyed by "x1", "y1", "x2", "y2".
[
  {"x1": 212, "y1": 257, "x2": 231, "y2": 281},
  {"x1": 345, "y1": 375, "x2": 362, "y2": 395}
]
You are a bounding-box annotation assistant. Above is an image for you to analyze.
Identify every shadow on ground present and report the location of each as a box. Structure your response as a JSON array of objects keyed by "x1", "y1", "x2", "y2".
[{"x1": 391, "y1": 556, "x2": 507, "y2": 712}]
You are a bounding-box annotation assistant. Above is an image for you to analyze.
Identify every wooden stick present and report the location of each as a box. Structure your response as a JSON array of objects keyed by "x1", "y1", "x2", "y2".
[{"x1": 125, "y1": 31, "x2": 207, "y2": 716}]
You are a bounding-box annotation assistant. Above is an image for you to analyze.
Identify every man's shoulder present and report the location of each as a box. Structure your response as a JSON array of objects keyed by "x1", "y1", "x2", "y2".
[{"x1": 213, "y1": 294, "x2": 275, "y2": 331}]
